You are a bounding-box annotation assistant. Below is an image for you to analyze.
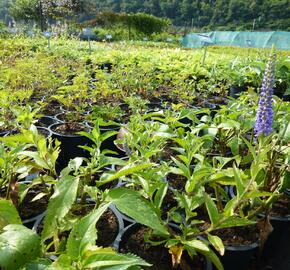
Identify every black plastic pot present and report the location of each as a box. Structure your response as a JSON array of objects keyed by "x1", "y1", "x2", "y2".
[
  {"x1": 86, "y1": 122, "x2": 127, "y2": 157},
  {"x1": 0, "y1": 130, "x2": 10, "y2": 137},
  {"x1": 50, "y1": 122, "x2": 91, "y2": 171},
  {"x1": 229, "y1": 86, "x2": 247, "y2": 99},
  {"x1": 214, "y1": 240, "x2": 259, "y2": 270},
  {"x1": 37, "y1": 115, "x2": 61, "y2": 127},
  {"x1": 118, "y1": 223, "x2": 213, "y2": 270},
  {"x1": 23, "y1": 211, "x2": 46, "y2": 231},
  {"x1": 146, "y1": 102, "x2": 164, "y2": 112},
  {"x1": 261, "y1": 214, "x2": 290, "y2": 261},
  {"x1": 36, "y1": 126, "x2": 52, "y2": 139},
  {"x1": 282, "y1": 94, "x2": 290, "y2": 101}
]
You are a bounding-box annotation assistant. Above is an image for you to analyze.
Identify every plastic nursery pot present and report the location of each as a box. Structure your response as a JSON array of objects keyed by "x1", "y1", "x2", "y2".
[
  {"x1": 282, "y1": 94, "x2": 290, "y2": 101},
  {"x1": 37, "y1": 115, "x2": 61, "y2": 127},
  {"x1": 261, "y1": 193, "x2": 290, "y2": 260},
  {"x1": 86, "y1": 122, "x2": 127, "y2": 157},
  {"x1": 78, "y1": 199, "x2": 125, "y2": 249},
  {"x1": 261, "y1": 214, "x2": 290, "y2": 259},
  {"x1": 229, "y1": 85, "x2": 247, "y2": 99},
  {"x1": 213, "y1": 240, "x2": 259, "y2": 270},
  {"x1": 23, "y1": 211, "x2": 46, "y2": 231},
  {"x1": 0, "y1": 130, "x2": 10, "y2": 137},
  {"x1": 36, "y1": 126, "x2": 52, "y2": 139},
  {"x1": 146, "y1": 102, "x2": 164, "y2": 112},
  {"x1": 118, "y1": 223, "x2": 212, "y2": 270},
  {"x1": 49, "y1": 122, "x2": 91, "y2": 172}
]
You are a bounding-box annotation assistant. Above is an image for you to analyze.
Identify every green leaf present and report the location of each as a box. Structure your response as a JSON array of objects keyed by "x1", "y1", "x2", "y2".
[
  {"x1": 20, "y1": 151, "x2": 49, "y2": 170},
  {"x1": 207, "y1": 234, "x2": 224, "y2": 256},
  {"x1": 218, "y1": 216, "x2": 256, "y2": 229},
  {"x1": 195, "y1": 247, "x2": 224, "y2": 270},
  {"x1": 0, "y1": 199, "x2": 22, "y2": 230},
  {"x1": 153, "y1": 182, "x2": 168, "y2": 210},
  {"x1": 41, "y1": 175, "x2": 80, "y2": 241},
  {"x1": 205, "y1": 194, "x2": 220, "y2": 226},
  {"x1": 66, "y1": 203, "x2": 110, "y2": 259},
  {"x1": 233, "y1": 165, "x2": 244, "y2": 197},
  {"x1": 105, "y1": 188, "x2": 169, "y2": 235},
  {"x1": 21, "y1": 258, "x2": 52, "y2": 270},
  {"x1": 45, "y1": 255, "x2": 74, "y2": 270},
  {"x1": 186, "y1": 166, "x2": 212, "y2": 193},
  {"x1": 82, "y1": 248, "x2": 150, "y2": 269},
  {"x1": 184, "y1": 239, "x2": 209, "y2": 251},
  {"x1": 0, "y1": 225, "x2": 41, "y2": 270},
  {"x1": 98, "y1": 163, "x2": 154, "y2": 187}
]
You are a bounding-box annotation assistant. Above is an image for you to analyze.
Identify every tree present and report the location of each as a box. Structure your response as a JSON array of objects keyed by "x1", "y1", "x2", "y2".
[{"x1": 10, "y1": 0, "x2": 82, "y2": 30}]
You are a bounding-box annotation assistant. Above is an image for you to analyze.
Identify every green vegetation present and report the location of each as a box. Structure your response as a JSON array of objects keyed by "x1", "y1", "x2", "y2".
[
  {"x1": 1, "y1": 0, "x2": 289, "y2": 32},
  {"x1": 0, "y1": 37, "x2": 289, "y2": 269}
]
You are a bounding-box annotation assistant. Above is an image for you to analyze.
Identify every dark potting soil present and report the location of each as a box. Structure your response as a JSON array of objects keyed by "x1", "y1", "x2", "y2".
[
  {"x1": 269, "y1": 193, "x2": 290, "y2": 217},
  {"x1": 161, "y1": 174, "x2": 186, "y2": 217},
  {"x1": 158, "y1": 143, "x2": 178, "y2": 162},
  {"x1": 120, "y1": 226, "x2": 207, "y2": 270},
  {"x1": 71, "y1": 204, "x2": 118, "y2": 247},
  {"x1": 42, "y1": 101, "x2": 62, "y2": 115},
  {"x1": 52, "y1": 122, "x2": 87, "y2": 135},
  {"x1": 37, "y1": 127, "x2": 50, "y2": 138},
  {"x1": 214, "y1": 225, "x2": 259, "y2": 246},
  {"x1": 167, "y1": 173, "x2": 186, "y2": 191},
  {"x1": 56, "y1": 112, "x2": 86, "y2": 123},
  {"x1": 96, "y1": 209, "x2": 119, "y2": 247},
  {"x1": 18, "y1": 184, "x2": 49, "y2": 220}
]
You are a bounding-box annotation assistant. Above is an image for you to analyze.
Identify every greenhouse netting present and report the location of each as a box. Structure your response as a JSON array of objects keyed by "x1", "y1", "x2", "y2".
[{"x1": 182, "y1": 31, "x2": 290, "y2": 50}]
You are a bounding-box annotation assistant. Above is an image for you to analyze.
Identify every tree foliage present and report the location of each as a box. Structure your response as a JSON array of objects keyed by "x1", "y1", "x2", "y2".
[
  {"x1": 80, "y1": 0, "x2": 290, "y2": 30},
  {"x1": 1, "y1": 0, "x2": 290, "y2": 30}
]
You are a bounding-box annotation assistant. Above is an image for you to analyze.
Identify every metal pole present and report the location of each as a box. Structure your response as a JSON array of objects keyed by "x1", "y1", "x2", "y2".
[
  {"x1": 252, "y1": 19, "x2": 256, "y2": 31},
  {"x1": 202, "y1": 46, "x2": 207, "y2": 66},
  {"x1": 88, "y1": 36, "x2": 92, "y2": 55}
]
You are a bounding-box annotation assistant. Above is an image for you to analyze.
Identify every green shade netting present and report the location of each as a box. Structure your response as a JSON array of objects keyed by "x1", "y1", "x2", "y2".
[{"x1": 182, "y1": 31, "x2": 290, "y2": 50}]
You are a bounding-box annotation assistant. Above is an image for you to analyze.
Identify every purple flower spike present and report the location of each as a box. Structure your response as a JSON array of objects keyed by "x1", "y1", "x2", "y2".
[{"x1": 254, "y1": 51, "x2": 276, "y2": 137}]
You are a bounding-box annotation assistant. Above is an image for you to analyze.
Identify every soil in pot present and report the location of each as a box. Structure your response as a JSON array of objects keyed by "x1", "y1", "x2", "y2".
[
  {"x1": 50, "y1": 122, "x2": 91, "y2": 172},
  {"x1": 259, "y1": 193, "x2": 290, "y2": 269},
  {"x1": 36, "y1": 126, "x2": 51, "y2": 138},
  {"x1": 71, "y1": 203, "x2": 120, "y2": 247},
  {"x1": 51, "y1": 122, "x2": 88, "y2": 135},
  {"x1": 18, "y1": 184, "x2": 49, "y2": 221},
  {"x1": 120, "y1": 225, "x2": 209, "y2": 270},
  {"x1": 212, "y1": 226, "x2": 259, "y2": 270},
  {"x1": 229, "y1": 86, "x2": 247, "y2": 99},
  {"x1": 55, "y1": 112, "x2": 86, "y2": 123},
  {"x1": 95, "y1": 209, "x2": 119, "y2": 247},
  {"x1": 42, "y1": 100, "x2": 62, "y2": 116},
  {"x1": 36, "y1": 116, "x2": 60, "y2": 128}
]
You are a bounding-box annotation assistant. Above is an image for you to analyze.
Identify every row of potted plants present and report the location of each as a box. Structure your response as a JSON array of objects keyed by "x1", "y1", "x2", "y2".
[{"x1": 0, "y1": 88, "x2": 289, "y2": 269}]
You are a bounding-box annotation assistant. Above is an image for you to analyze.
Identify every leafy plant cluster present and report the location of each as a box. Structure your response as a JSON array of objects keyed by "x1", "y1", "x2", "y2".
[{"x1": 0, "y1": 37, "x2": 289, "y2": 270}]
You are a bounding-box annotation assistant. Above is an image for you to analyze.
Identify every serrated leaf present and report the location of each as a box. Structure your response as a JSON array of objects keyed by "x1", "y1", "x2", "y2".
[
  {"x1": 21, "y1": 258, "x2": 52, "y2": 270},
  {"x1": 0, "y1": 225, "x2": 41, "y2": 270},
  {"x1": 66, "y1": 203, "x2": 110, "y2": 259},
  {"x1": 0, "y1": 199, "x2": 22, "y2": 230},
  {"x1": 105, "y1": 188, "x2": 169, "y2": 235},
  {"x1": 41, "y1": 175, "x2": 80, "y2": 241},
  {"x1": 45, "y1": 254, "x2": 74, "y2": 270},
  {"x1": 82, "y1": 249, "x2": 150, "y2": 269}
]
